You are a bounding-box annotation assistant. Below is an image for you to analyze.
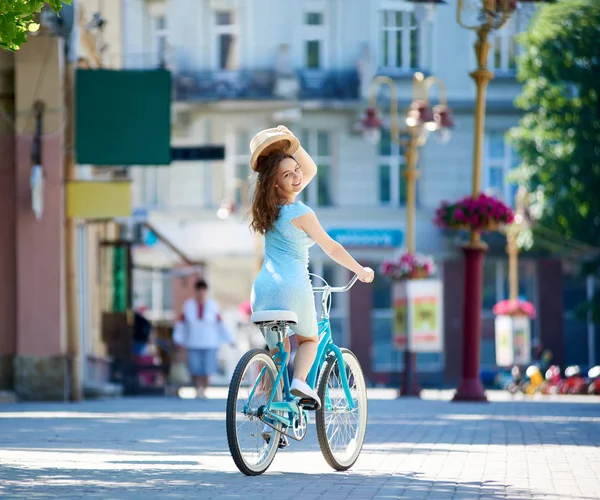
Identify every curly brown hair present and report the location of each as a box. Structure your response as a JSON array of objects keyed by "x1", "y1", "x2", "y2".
[{"x1": 250, "y1": 151, "x2": 295, "y2": 235}]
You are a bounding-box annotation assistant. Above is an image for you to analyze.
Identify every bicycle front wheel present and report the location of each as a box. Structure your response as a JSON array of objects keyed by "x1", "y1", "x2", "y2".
[
  {"x1": 316, "y1": 348, "x2": 368, "y2": 471},
  {"x1": 226, "y1": 349, "x2": 282, "y2": 476}
]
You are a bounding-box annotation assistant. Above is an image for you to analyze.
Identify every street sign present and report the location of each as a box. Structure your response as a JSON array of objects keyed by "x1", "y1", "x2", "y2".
[
  {"x1": 328, "y1": 229, "x2": 403, "y2": 248},
  {"x1": 171, "y1": 146, "x2": 225, "y2": 161},
  {"x1": 131, "y1": 207, "x2": 148, "y2": 221},
  {"x1": 407, "y1": 280, "x2": 443, "y2": 353},
  {"x1": 495, "y1": 315, "x2": 532, "y2": 367},
  {"x1": 393, "y1": 279, "x2": 443, "y2": 353}
]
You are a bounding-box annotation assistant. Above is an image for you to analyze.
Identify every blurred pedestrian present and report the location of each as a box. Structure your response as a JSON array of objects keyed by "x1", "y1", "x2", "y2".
[
  {"x1": 181, "y1": 279, "x2": 235, "y2": 399},
  {"x1": 132, "y1": 303, "x2": 153, "y2": 355}
]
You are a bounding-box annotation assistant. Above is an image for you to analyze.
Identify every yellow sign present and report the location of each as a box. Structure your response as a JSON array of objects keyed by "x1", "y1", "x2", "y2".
[
  {"x1": 407, "y1": 280, "x2": 443, "y2": 353},
  {"x1": 394, "y1": 297, "x2": 407, "y2": 350},
  {"x1": 66, "y1": 181, "x2": 132, "y2": 219}
]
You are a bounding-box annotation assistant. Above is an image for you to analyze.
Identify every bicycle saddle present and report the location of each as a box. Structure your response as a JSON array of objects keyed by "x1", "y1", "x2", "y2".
[{"x1": 251, "y1": 310, "x2": 298, "y2": 325}]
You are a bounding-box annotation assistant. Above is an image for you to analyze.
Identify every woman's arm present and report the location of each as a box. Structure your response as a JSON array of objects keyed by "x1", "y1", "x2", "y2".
[
  {"x1": 293, "y1": 213, "x2": 374, "y2": 283},
  {"x1": 275, "y1": 125, "x2": 317, "y2": 190},
  {"x1": 294, "y1": 145, "x2": 318, "y2": 190}
]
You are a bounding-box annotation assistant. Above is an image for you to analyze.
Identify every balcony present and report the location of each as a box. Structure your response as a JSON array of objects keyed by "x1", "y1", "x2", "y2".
[{"x1": 172, "y1": 69, "x2": 360, "y2": 102}]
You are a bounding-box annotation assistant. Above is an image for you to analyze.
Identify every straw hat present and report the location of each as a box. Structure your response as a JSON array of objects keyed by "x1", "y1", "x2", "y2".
[{"x1": 249, "y1": 127, "x2": 300, "y2": 171}]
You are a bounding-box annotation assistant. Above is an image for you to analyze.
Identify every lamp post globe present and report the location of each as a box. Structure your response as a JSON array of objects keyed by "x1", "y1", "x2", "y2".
[{"x1": 361, "y1": 107, "x2": 383, "y2": 145}]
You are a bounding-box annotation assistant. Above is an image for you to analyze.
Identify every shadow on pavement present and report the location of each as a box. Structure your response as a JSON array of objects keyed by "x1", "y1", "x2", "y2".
[
  {"x1": 1, "y1": 396, "x2": 599, "y2": 499},
  {"x1": 2, "y1": 465, "x2": 596, "y2": 499}
]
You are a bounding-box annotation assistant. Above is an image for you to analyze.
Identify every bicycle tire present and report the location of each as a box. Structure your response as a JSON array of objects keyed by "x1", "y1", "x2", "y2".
[
  {"x1": 315, "y1": 348, "x2": 368, "y2": 471},
  {"x1": 226, "y1": 349, "x2": 282, "y2": 476}
]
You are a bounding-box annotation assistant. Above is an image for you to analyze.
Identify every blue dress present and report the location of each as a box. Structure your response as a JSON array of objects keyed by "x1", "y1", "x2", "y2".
[{"x1": 251, "y1": 200, "x2": 317, "y2": 339}]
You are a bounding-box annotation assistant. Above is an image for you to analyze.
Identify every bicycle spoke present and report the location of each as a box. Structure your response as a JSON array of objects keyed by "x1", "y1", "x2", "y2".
[
  {"x1": 227, "y1": 350, "x2": 282, "y2": 475},
  {"x1": 317, "y1": 350, "x2": 367, "y2": 469}
]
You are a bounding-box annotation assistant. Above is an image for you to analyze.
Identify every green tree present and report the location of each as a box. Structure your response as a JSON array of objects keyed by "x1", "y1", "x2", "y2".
[
  {"x1": 509, "y1": 0, "x2": 600, "y2": 246},
  {"x1": 0, "y1": 1, "x2": 70, "y2": 51},
  {"x1": 509, "y1": 0, "x2": 600, "y2": 318}
]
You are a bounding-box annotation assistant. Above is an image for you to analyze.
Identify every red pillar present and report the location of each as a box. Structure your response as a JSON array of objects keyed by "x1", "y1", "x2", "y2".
[
  {"x1": 400, "y1": 351, "x2": 421, "y2": 397},
  {"x1": 453, "y1": 245, "x2": 488, "y2": 402},
  {"x1": 0, "y1": 52, "x2": 16, "y2": 390}
]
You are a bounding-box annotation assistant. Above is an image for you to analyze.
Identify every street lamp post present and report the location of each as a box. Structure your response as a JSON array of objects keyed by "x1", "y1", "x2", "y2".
[
  {"x1": 506, "y1": 186, "x2": 531, "y2": 302},
  {"x1": 360, "y1": 73, "x2": 454, "y2": 396},
  {"x1": 447, "y1": 0, "x2": 555, "y2": 401}
]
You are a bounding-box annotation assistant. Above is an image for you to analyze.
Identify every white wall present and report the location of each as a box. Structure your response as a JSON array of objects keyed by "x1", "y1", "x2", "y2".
[{"x1": 124, "y1": 0, "x2": 527, "y2": 265}]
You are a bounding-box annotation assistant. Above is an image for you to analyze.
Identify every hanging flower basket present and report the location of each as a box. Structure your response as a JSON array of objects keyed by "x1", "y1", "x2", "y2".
[
  {"x1": 381, "y1": 251, "x2": 436, "y2": 281},
  {"x1": 493, "y1": 299, "x2": 536, "y2": 319},
  {"x1": 433, "y1": 193, "x2": 514, "y2": 233}
]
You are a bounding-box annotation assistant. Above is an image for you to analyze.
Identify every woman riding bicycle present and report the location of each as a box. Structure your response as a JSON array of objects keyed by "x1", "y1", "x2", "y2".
[{"x1": 249, "y1": 125, "x2": 374, "y2": 410}]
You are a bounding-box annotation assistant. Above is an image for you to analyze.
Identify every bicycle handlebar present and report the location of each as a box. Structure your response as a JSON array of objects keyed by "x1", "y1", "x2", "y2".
[{"x1": 312, "y1": 274, "x2": 359, "y2": 293}]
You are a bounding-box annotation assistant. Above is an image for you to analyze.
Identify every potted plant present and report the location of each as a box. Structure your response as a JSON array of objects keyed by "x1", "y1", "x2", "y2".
[
  {"x1": 381, "y1": 251, "x2": 437, "y2": 281},
  {"x1": 493, "y1": 299, "x2": 536, "y2": 319},
  {"x1": 433, "y1": 193, "x2": 514, "y2": 233}
]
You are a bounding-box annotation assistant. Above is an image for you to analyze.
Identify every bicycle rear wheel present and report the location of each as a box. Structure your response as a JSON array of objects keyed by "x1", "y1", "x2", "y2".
[
  {"x1": 316, "y1": 348, "x2": 368, "y2": 471},
  {"x1": 226, "y1": 349, "x2": 282, "y2": 476}
]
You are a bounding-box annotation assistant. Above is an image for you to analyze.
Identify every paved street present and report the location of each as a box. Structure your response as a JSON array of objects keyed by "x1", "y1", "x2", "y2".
[{"x1": 0, "y1": 389, "x2": 599, "y2": 499}]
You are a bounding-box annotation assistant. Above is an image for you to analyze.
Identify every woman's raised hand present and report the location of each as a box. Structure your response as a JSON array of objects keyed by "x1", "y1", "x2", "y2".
[{"x1": 358, "y1": 267, "x2": 375, "y2": 283}]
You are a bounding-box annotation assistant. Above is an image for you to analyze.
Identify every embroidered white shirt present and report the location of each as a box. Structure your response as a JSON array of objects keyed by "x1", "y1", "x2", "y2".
[{"x1": 182, "y1": 298, "x2": 233, "y2": 349}]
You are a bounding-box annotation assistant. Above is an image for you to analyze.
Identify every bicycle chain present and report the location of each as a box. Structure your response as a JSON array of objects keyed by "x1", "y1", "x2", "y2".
[{"x1": 259, "y1": 411, "x2": 308, "y2": 442}]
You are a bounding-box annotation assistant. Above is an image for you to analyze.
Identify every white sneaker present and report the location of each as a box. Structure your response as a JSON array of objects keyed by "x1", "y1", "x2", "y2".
[{"x1": 290, "y1": 378, "x2": 321, "y2": 410}]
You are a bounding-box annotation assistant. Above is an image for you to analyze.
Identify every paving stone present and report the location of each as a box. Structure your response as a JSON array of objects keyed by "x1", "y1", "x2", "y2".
[{"x1": 0, "y1": 389, "x2": 599, "y2": 499}]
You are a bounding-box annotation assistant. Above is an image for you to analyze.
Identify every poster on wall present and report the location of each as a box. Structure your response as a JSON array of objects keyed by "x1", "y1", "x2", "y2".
[
  {"x1": 512, "y1": 315, "x2": 532, "y2": 365},
  {"x1": 495, "y1": 315, "x2": 514, "y2": 367},
  {"x1": 392, "y1": 282, "x2": 407, "y2": 351},
  {"x1": 407, "y1": 280, "x2": 444, "y2": 353}
]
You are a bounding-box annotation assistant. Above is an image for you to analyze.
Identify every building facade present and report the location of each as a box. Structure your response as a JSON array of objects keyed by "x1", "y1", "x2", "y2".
[{"x1": 123, "y1": 0, "x2": 574, "y2": 386}]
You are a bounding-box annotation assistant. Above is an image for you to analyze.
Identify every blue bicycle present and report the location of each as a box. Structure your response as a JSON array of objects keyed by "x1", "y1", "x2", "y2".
[{"x1": 226, "y1": 274, "x2": 368, "y2": 476}]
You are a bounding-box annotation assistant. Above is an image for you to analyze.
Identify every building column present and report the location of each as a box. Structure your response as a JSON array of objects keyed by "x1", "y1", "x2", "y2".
[
  {"x1": 536, "y1": 258, "x2": 564, "y2": 368},
  {"x1": 0, "y1": 51, "x2": 17, "y2": 391},
  {"x1": 442, "y1": 258, "x2": 465, "y2": 385},
  {"x1": 13, "y1": 35, "x2": 68, "y2": 401}
]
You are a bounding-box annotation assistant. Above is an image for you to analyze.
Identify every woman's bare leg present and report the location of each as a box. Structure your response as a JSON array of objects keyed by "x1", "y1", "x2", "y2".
[{"x1": 293, "y1": 335, "x2": 318, "y2": 382}]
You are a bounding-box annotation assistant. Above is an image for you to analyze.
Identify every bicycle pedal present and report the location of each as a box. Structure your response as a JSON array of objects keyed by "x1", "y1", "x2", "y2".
[{"x1": 298, "y1": 398, "x2": 320, "y2": 411}]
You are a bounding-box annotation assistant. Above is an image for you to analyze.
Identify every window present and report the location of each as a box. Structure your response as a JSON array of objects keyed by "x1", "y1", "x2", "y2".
[
  {"x1": 214, "y1": 11, "x2": 238, "y2": 70},
  {"x1": 299, "y1": 130, "x2": 333, "y2": 206},
  {"x1": 140, "y1": 167, "x2": 160, "y2": 207},
  {"x1": 132, "y1": 270, "x2": 173, "y2": 320},
  {"x1": 380, "y1": 9, "x2": 420, "y2": 71},
  {"x1": 233, "y1": 131, "x2": 252, "y2": 206},
  {"x1": 305, "y1": 12, "x2": 323, "y2": 25},
  {"x1": 490, "y1": 17, "x2": 518, "y2": 73},
  {"x1": 305, "y1": 40, "x2": 321, "y2": 69},
  {"x1": 484, "y1": 132, "x2": 519, "y2": 206},
  {"x1": 153, "y1": 15, "x2": 168, "y2": 68},
  {"x1": 378, "y1": 129, "x2": 406, "y2": 206},
  {"x1": 302, "y1": 10, "x2": 326, "y2": 69}
]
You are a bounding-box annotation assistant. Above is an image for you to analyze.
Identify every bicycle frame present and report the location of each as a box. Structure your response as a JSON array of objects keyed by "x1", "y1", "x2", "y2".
[{"x1": 246, "y1": 276, "x2": 359, "y2": 431}]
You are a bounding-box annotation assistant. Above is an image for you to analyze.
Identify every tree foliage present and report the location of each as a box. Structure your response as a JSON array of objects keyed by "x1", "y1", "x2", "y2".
[
  {"x1": 0, "y1": 0, "x2": 70, "y2": 51},
  {"x1": 508, "y1": 0, "x2": 600, "y2": 255}
]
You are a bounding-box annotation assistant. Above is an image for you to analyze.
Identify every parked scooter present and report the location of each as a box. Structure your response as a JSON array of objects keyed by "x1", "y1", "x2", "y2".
[
  {"x1": 588, "y1": 366, "x2": 600, "y2": 395},
  {"x1": 504, "y1": 365, "x2": 524, "y2": 394},
  {"x1": 541, "y1": 365, "x2": 562, "y2": 395},
  {"x1": 560, "y1": 365, "x2": 586, "y2": 394},
  {"x1": 522, "y1": 365, "x2": 546, "y2": 395}
]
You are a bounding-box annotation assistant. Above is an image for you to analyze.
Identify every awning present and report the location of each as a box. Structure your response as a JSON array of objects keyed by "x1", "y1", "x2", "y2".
[{"x1": 132, "y1": 216, "x2": 257, "y2": 267}]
